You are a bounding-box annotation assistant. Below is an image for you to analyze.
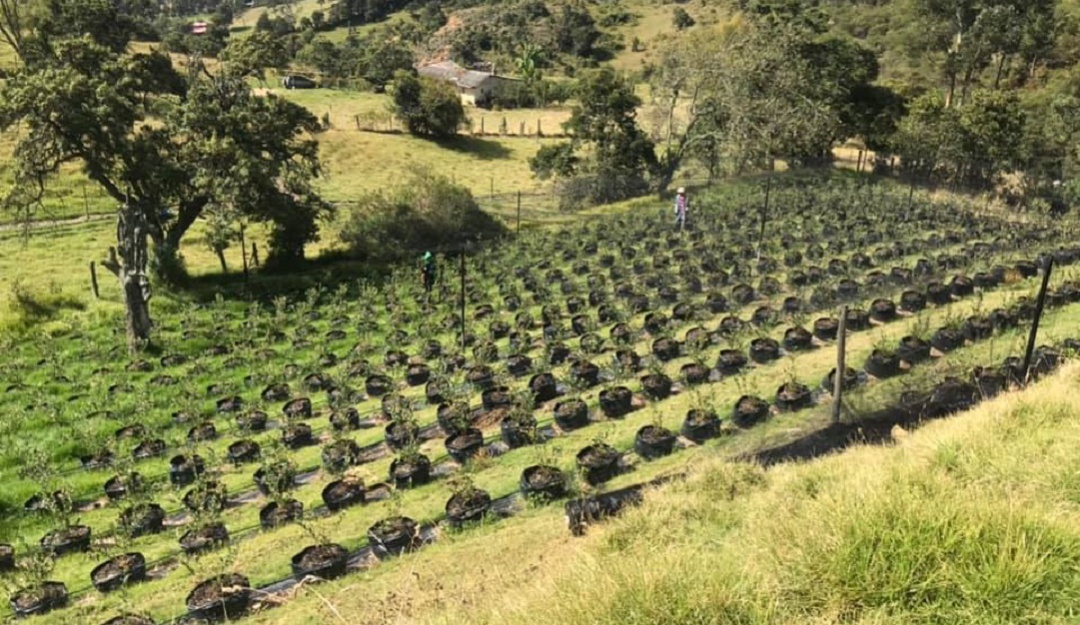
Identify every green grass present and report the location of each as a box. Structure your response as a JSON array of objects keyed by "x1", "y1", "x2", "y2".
[{"x1": 1, "y1": 172, "x2": 1074, "y2": 624}]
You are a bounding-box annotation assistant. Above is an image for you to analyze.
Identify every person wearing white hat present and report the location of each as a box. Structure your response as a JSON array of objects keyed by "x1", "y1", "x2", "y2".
[{"x1": 674, "y1": 187, "x2": 688, "y2": 230}]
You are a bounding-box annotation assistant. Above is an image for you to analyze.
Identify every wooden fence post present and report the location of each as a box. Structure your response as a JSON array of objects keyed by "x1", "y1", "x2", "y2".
[
  {"x1": 89, "y1": 261, "x2": 100, "y2": 299},
  {"x1": 251, "y1": 242, "x2": 260, "y2": 268},
  {"x1": 537, "y1": 119, "x2": 542, "y2": 138},
  {"x1": 833, "y1": 305, "x2": 848, "y2": 423},
  {"x1": 1021, "y1": 257, "x2": 1055, "y2": 385},
  {"x1": 480, "y1": 118, "x2": 485, "y2": 135},
  {"x1": 516, "y1": 191, "x2": 522, "y2": 233}
]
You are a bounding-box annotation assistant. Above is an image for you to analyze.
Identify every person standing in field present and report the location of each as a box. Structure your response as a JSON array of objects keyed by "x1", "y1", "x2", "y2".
[
  {"x1": 421, "y1": 251, "x2": 437, "y2": 299},
  {"x1": 674, "y1": 187, "x2": 688, "y2": 230}
]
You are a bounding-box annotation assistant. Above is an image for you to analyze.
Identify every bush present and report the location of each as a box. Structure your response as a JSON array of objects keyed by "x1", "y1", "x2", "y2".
[
  {"x1": 339, "y1": 170, "x2": 507, "y2": 263},
  {"x1": 392, "y1": 71, "x2": 468, "y2": 139}
]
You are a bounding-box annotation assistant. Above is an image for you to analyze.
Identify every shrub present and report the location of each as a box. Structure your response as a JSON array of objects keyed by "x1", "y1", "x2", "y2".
[
  {"x1": 339, "y1": 170, "x2": 507, "y2": 263},
  {"x1": 392, "y1": 71, "x2": 468, "y2": 139}
]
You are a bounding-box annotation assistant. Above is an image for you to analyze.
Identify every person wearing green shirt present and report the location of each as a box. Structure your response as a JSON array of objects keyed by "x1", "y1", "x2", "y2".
[{"x1": 420, "y1": 251, "x2": 437, "y2": 297}]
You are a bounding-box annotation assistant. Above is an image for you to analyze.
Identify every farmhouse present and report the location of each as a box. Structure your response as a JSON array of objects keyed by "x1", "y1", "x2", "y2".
[{"x1": 417, "y1": 60, "x2": 518, "y2": 107}]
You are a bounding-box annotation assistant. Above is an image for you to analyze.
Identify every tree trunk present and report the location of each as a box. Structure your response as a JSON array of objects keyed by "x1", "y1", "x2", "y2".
[
  {"x1": 216, "y1": 248, "x2": 228, "y2": 273},
  {"x1": 103, "y1": 203, "x2": 153, "y2": 354}
]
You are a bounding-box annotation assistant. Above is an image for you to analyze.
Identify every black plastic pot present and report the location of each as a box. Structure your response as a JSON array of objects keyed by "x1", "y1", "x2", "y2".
[
  {"x1": 749, "y1": 337, "x2": 781, "y2": 364},
  {"x1": 446, "y1": 489, "x2": 492, "y2": 528},
  {"x1": 40, "y1": 525, "x2": 91, "y2": 556},
  {"x1": 599, "y1": 386, "x2": 634, "y2": 418},
  {"x1": 732, "y1": 395, "x2": 769, "y2": 427},
  {"x1": 466, "y1": 365, "x2": 496, "y2": 390},
  {"x1": 254, "y1": 462, "x2": 296, "y2": 497},
  {"x1": 1032, "y1": 346, "x2": 1061, "y2": 376},
  {"x1": 951, "y1": 275, "x2": 975, "y2": 297},
  {"x1": 0, "y1": 544, "x2": 13, "y2": 572},
  {"x1": 10, "y1": 581, "x2": 67, "y2": 617},
  {"x1": 322, "y1": 477, "x2": 366, "y2": 511},
  {"x1": 105, "y1": 473, "x2": 142, "y2": 501},
  {"x1": 775, "y1": 382, "x2": 813, "y2": 412},
  {"x1": 183, "y1": 481, "x2": 227, "y2": 514},
  {"x1": 570, "y1": 360, "x2": 601, "y2": 388},
  {"x1": 385, "y1": 420, "x2": 420, "y2": 451},
  {"x1": 844, "y1": 308, "x2": 871, "y2": 331},
  {"x1": 634, "y1": 425, "x2": 677, "y2": 459},
  {"x1": 899, "y1": 290, "x2": 927, "y2": 313},
  {"x1": 500, "y1": 413, "x2": 537, "y2": 448},
  {"x1": 813, "y1": 317, "x2": 840, "y2": 341},
  {"x1": 931, "y1": 327, "x2": 965, "y2": 353},
  {"x1": 365, "y1": 375, "x2": 393, "y2": 397},
  {"x1": 680, "y1": 362, "x2": 710, "y2": 386},
  {"x1": 321, "y1": 439, "x2": 362, "y2": 473},
  {"x1": 616, "y1": 348, "x2": 642, "y2": 372},
  {"x1": 390, "y1": 455, "x2": 432, "y2": 489},
  {"x1": 923, "y1": 378, "x2": 979, "y2": 418},
  {"x1": 330, "y1": 408, "x2": 361, "y2": 432},
  {"x1": 962, "y1": 316, "x2": 993, "y2": 342},
  {"x1": 282, "y1": 397, "x2": 313, "y2": 421},
  {"x1": 180, "y1": 523, "x2": 230, "y2": 555},
  {"x1": 261, "y1": 383, "x2": 291, "y2": 403},
  {"x1": 185, "y1": 574, "x2": 251, "y2": 622},
  {"x1": 870, "y1": 298, "x2": 898, "y2": 323},
  {"x1": 132, "y1": 438, "x2": 166, "y2": 460},
  {"x1": 291, "y1": 544, "x2": 349, "y2": 581},
  {"x1": 530, "y1": 372, "x2": 559, "y2": 403},
  {"x1": 640, "y1": 373, "x2": 673, "y2": 401},
  {"x1": 227, "y1": 439, "x2": 261, "y2": 465},
  {"x1": 259, "y1": 499, "x2": 303, "y2": 529},
  {"x1": 897, "y1": 336, "x2": 932, "y2": 365},
  {"x1": 864, "y1": 350, "x2": 902, "y2": 379},
  {"x1": 119, "y1": 504, "x2": 164, "y2": 538},
  {"x1": 405, "y1": 364, "x2": 431, "y2": 387},
  {"x1": 282, "y1": 423, "x2": 315, "y2": 449},
  {"x1": 481, "y1": 386, "x2": 512, "y2": 411},
  {"x1": 824, "y1": 367, "x2": 861, "y2": 392},
  {"x1": 716, "y1": 349, "x2": 748, "y2": 376},
  {"x1": 554, "y1": 399, "x2": 590, "y2": 431},
  {"x1": 927, "y1": 282, "x2": 952, "y2": 306},
  {"x1": 237, "y1": 410, "x2": 268, "y2": 432},
  {"x1": 576, "y1": 443, "x2": 622, "y2": 486},
  {"x1": 972, "y1": 366, "x2": 1006, "y2": 399},
  {"x1": 782, "y1": 326, "x2": 813, "y2": 352},
  {"x1": 520, "y1": 465, "x2": 567, "y2": 501},
  {"x1": 681, "y1": 409, "x2": 721, "y2": 443},
  {"x1": 651, "y1": 338, "x2": 681, "y2": 362},
  {"x1": 368, "y1": 516, "x2": 420, "y2": 558},
  {"x1": 446, "y1": 428, "x2": 485, "y2": 463}
]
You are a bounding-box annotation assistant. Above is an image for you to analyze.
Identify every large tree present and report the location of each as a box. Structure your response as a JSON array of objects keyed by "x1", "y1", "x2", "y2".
[
  {"x1": 531, "y1": 68, "x2": 656, "y2": 208},
  {"x1": 0, "y1": 0, "x2": 330, "y2": 352}
]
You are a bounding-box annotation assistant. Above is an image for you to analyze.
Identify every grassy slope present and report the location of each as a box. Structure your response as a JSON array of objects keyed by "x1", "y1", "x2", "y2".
[{"x1": 230, "y1": 359, "x2": 1080, "y2": 625}]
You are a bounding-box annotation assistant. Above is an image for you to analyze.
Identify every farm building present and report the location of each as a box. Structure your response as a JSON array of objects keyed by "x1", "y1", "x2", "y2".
[{"x1": 417, "y1": 61, "x2": 518, "y2": 107}]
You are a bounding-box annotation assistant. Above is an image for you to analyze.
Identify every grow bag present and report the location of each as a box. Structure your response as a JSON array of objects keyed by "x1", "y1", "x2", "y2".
[
  {"x1": 367, "y1": 516, "x2": 420, "y2": 558},
  {"x1": 322, "y1": 478, "x2": 366, "y2": 512},
  {"x1": 91, "y1": 553, "x2": 147, "y2": 593},
  {"x1": 681, "y1": 409, "x2": 721, "y2": 443},
  {"x1": 775, "y1": 382, "x2": 813, "y2": 412},
  {"x1": 10, "y1": 582, "x2": 67, "y2": 618},
  {"x1": 864, "y1": 350, "x2": 902, "y2": 379},
  {"x1": 185, "y1": 574, "x2": 251, "y2": 622},
  {"x1": 446, "y1": 428, "x2": 485, "y2": 464},
  {"x1": 576, "y1": 443, "x2": 622, "y2": 486},
  {"x1": 119, "y1": 505, "x2": 164, "y2": 538},
  {"x1": 291, "y1": 544, "x2": 349, "y2": 581},
  {"x1": 390, "y1": 455, "x2": 432, "y2": 489},
  {"x1": 259, "y1": 499, "x2": 303, "y2": 529},
  {"x1": 565, "y1": 485, "x2": 645, "y2": 537},
  {"x1": 749, "y1": 338, "x2": 781, "y2": 364},
  {"x1": 554, "y1": 399, "x2": 590, "y2": 431},
  {"x1": 812, "y1": 317, "x2": 839, "y2": 341},
  {"x1": 40, "y1": 525, "x2": 91, "y2": 556},
  {"x1": 446, "y1": 489, "x2": 493, "y2": 528},
  {"x1": 180, "y1": 524, "x2": 229, "y2": 555},
  {"x1": 640, "y1": 373, "x2": 673, "y2": 401},
  {"x1": 782, "y1": 326, "x2": 813, "y2": 352},
  {"x1": 520, "y1": 465, "x2": 567, "y2": 501},
  {"x1": 634, "y1": 425, "x2": 677, "y2": 459}
]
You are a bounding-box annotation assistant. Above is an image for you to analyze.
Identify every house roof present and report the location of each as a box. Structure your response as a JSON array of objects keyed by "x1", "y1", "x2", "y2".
[{"x1": 418, "y1": 60, "x2": 500, "y2": 90}]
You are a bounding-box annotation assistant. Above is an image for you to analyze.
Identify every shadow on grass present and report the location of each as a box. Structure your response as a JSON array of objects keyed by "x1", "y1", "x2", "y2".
[{"x1": 434, "y1": 136, "x2": 514, "y2": 160}]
